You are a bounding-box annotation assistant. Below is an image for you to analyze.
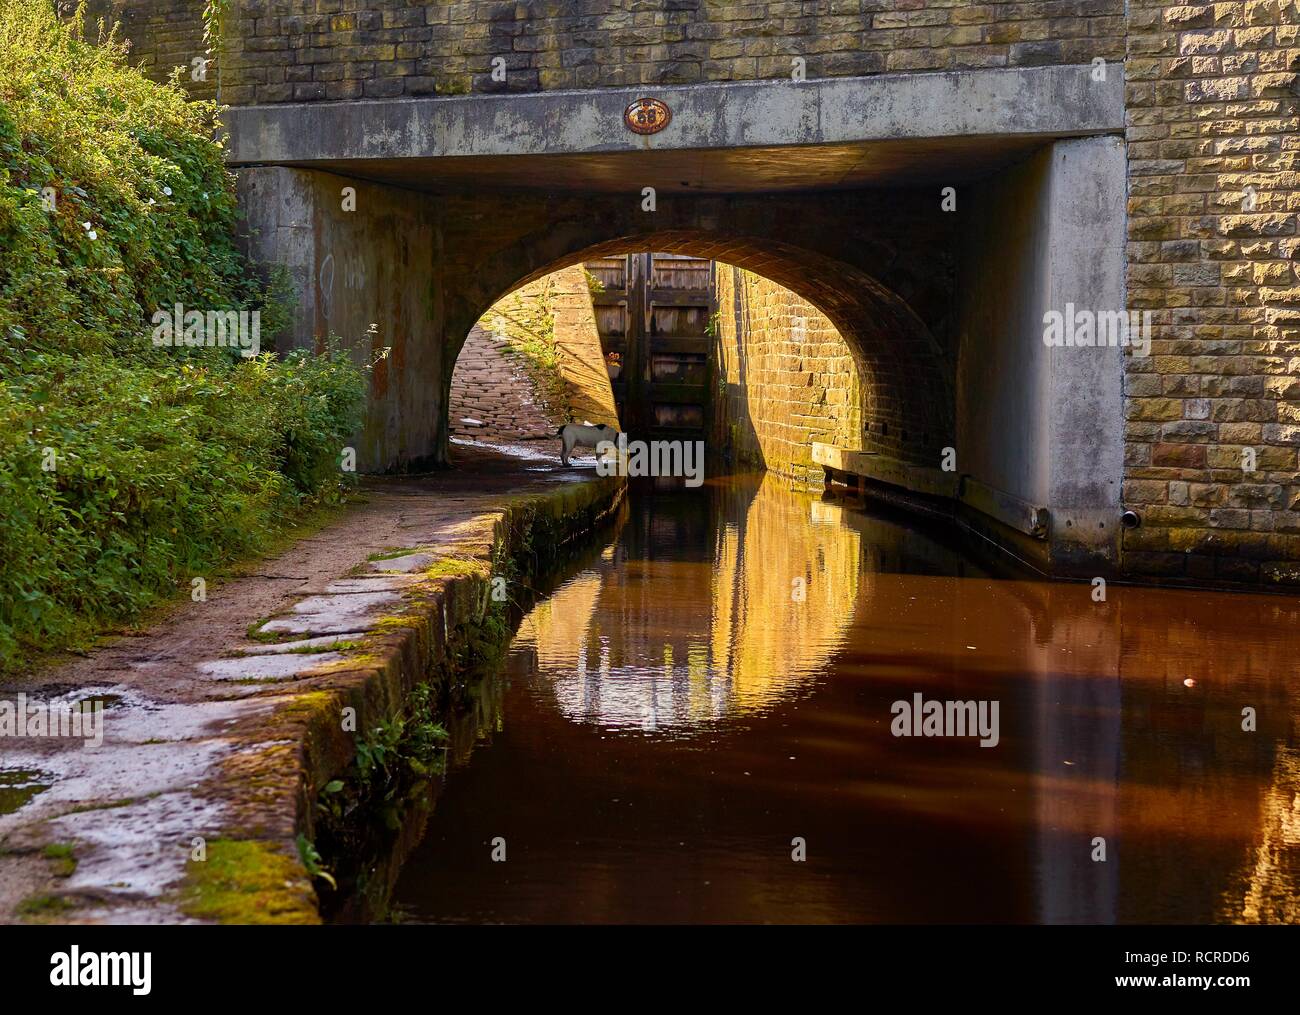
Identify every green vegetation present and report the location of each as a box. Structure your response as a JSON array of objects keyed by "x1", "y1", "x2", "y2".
[
  {"x1": 16, "y1": 892, "x2": 76, "y2": 919},
  {"x1": 180, "y1": 838, "x2": 318, "y2": 924},
  {"x1": 40, "y1": 842, "x2": 77, "y2": 877},
  {"x1": 282, "y1": 638, "x2": 360, "y2": 654},
  {"x1": 480, "y1": 277, "x2": 570, "y2": 418},
  {"x1": 424, "y1": 554, "x2": 490, "y2": 580},
  {"x1": 317, "y1": 682, "x2": 450, "y2": 832},
  {"x1": 202, "y1": 0, "x2": 233, "y2": 54},
  {"x1": 0, "y1": 1, "x2": 366, "y2": 670},
  {"x1": 294, "y1": 833, "x2": 336, "y2": 890},
  {"x1": 313, "y1": 681, "x2": 449, "y2": 899}
]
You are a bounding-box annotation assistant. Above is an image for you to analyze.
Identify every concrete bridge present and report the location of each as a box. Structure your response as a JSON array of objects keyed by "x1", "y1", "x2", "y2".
[{"x1": 79, "y1": 1, "x2": 1300, "y2": 588}]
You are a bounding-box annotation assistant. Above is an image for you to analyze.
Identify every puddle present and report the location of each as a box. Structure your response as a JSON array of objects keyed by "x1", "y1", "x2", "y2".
[
  {"x1": 0, "y1": 768, "x2": 53, "y2": 816},
  {"x1": 73, "y1": 694, "x2": 125, "y2": 713}
]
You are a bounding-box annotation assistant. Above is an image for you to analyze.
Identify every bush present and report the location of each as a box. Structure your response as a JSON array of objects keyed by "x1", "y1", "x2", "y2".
[{"x1": 0, "y1": 2, "x2": 367, "y2": 668}]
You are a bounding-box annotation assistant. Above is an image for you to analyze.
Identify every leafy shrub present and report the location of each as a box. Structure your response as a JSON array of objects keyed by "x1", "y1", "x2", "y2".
[{"x1": 0, "y1": 1, "x2": 367, "y2": 668}]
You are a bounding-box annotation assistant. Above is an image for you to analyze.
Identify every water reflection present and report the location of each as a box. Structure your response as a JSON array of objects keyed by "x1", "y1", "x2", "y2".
[
  {"x1": 391, "y1": 474, "x2": 1300, "y2": 924},
  {"x1": 521, "y1": 478, "x2": 877, "y2": 732}
]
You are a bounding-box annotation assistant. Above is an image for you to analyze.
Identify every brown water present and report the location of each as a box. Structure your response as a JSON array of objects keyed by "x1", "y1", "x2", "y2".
[{"x1": 390, "y1": 474, "x2": 1300, "y2": 924}]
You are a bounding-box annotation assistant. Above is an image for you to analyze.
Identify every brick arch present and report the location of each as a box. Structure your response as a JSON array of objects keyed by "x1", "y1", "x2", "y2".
[{"x1": 446, "y1": 228, "x2": 954, "y2": 468}]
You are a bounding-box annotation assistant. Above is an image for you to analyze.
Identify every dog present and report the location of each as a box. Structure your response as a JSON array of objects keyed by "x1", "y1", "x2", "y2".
[{"x1": 557, "y1": 421, "x2": 619, "y2": 466}]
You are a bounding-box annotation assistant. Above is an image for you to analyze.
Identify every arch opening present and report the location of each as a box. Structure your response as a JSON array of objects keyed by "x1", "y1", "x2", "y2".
[{"x1": 443, "y1": 229, "x2": 954, "y2": 479}]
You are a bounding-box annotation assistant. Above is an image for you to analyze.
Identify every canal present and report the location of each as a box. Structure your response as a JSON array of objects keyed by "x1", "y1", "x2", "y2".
[{"x1": 387, "y1": 473, "x2": 1300, "y2": 924}]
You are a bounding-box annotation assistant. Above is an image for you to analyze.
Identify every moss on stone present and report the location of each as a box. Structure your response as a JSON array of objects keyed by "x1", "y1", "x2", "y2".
[
  {"x1": 367, "y1": 546, "x2": 428, "y2": 562},
  {"x1": 308, "y1": 652, "x2": 385, "y2": 675},
  {"x1": 180, "y1": 839, "x2": 319, "y2": 925},
  {"x1": 244, "y1": 621, "x2": 283, "y2": 643},
  {"x1": 424, "y1": 556, "x2": 490, "y2": 580},
  {"x1": 373, "y1": 614, "x2": 426, "y2": 634},
  {"x1": 17, "y1": 893, "x2": 77, "y2": 920},
  {"x1": 41, "y1": 843, "x2": 77, "y2": 878}
]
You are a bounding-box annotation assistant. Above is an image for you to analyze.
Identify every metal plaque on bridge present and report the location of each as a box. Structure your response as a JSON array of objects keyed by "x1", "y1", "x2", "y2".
[{"x1": 624, "y1": 97, "x2": 671, "y2": 135}]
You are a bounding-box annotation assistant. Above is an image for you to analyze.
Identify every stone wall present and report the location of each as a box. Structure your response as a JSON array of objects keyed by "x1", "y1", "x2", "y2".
[
  {"x1": 235, "y1": 165, "x2": 446, "y2": 473},
  {"x1": 76, "y1": 1, "x2": 1127, "y2": 104},
  {"x1": 448, "y1": 323, "x2": 560, "y2": 440},
  {"x1": 1123, "y1": 1, "x2": 1300, "y2": 586},
  {"x1": 713, "y1": 264, "x2": 863, "y2": 485},
  {"x1": 449, "y1": 266, "x2": 617, "y2": 442},
  {"x1": 84, "y1": 1, "x2": 1300, "y2": 585},
  {"x1": 545, "y1": 266, "x2": 621, "y2": 430}
]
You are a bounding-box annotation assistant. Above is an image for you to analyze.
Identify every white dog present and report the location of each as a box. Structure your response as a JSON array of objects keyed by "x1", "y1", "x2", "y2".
[{"x1": 558, "y1": 421, "x2": 619, "y2": 466}]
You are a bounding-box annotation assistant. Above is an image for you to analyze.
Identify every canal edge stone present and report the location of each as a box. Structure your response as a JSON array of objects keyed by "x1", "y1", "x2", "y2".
[{"x1": 180, "y1": 473, "x2": 626, "y2": 924}]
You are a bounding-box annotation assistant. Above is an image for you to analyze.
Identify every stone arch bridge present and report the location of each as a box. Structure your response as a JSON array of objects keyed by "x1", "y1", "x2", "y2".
[{"x1": 77, "y1": 1, "x2": 1300, "y2": 588}]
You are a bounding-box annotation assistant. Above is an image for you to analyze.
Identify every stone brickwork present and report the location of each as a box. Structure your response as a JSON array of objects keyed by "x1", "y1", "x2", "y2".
[
  {"x1": 76, "y1": 1, "x2": 1126, "y2": 104},
  {"x1": 1123, "y1": 1, "x2": 1300, "y2": 585},
  {"x1": 449, "y1": 266, "x2": 616, "y2": 442},
  {"x1": 545, "y1": 266, "x2": 621, "y2": 430},
  {"x1": 448, "y1": 322, "x2": 559, "y2": 440},
  {"x1": 74, "y1": 1, "x2": 1300, "y2": 585},
  {"x1": 421, "y1": 186, "x2": 955, "y2": 469},
  {"x1": 714, "y1": 264, "x2": 863, "y2": 485},
  {"x1": 66, "y1": 0, "x2": 215, "y2": 98}
]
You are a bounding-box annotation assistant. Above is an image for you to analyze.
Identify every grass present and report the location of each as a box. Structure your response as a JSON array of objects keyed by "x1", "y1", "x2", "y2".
[
  {"x1": 17, "y1": 893, "x2": 77, "y2": 919},
  {"x1": 41, "y1": 842, "x2": 76, "y2": 877}
]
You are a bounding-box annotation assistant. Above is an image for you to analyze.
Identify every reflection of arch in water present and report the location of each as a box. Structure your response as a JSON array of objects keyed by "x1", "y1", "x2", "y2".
[
  {"x1": 521, "y1": 570, "x2": 606, "y2": 674},
  {"x1": 710, "y1": 475, "x2": 863, "y2": 711},
  {"x1": 514, "y1": 477, "x2": 863, "y2": 732}
]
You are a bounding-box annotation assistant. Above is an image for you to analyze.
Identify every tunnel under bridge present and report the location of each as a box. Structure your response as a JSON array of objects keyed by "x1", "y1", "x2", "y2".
[{"x1": 226, "y1": 66, "x2": 1127, "y2": 577}]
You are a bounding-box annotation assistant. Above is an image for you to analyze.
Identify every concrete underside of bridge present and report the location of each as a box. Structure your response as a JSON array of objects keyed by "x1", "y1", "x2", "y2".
[{"x1": 231, "y1": 67, "x2": 1126, "y2": 577}]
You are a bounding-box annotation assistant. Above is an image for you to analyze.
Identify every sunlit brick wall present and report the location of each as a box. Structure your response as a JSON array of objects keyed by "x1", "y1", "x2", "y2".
[
  {"x1": 1123, "y1": 1, "x2": 1300, "y2": 584},
  {"x1": 714, "y1": 265, "x2": 864, "y2": 485}
]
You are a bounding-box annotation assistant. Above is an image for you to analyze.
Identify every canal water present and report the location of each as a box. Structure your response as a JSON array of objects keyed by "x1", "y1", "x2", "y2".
[{"x1": 389, "y1": 473, "x2": 1300, "y2": 924}]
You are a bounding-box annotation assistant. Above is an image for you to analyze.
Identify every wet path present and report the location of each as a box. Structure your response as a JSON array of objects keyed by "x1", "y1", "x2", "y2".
[
  {"x1": 392, "y1": 474, "x2": 1300, "y2": 924},
  {"x1": 0, "y1": 441, "x2": 603, "y2": 923}
]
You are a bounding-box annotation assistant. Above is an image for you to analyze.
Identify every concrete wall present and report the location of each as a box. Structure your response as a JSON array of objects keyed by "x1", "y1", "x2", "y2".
[
  {"x1": 1045, "y1": 137, "x2": 1127, "y2": 560},
  {"x1": 957, "y1": 148, "x2": 1054, "y2": 509},
  {"x1": 237, "y1": 166, "x2": 444, "y2": 472},
  {"x1": 957, "y1": 136, "x2": 1126, "y2": 572}
]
